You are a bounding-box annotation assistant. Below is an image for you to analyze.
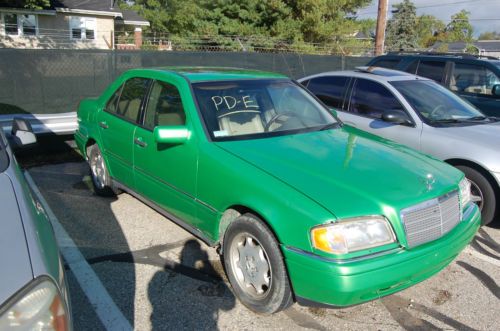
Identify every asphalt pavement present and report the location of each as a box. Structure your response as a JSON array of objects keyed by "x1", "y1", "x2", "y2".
[{"x1": 28, "y1": 161, "x2": 500, "y2": 331}]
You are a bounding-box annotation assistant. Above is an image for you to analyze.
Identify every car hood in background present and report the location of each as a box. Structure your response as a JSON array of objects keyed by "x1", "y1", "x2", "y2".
[
  {"x1": 0, "y1": 173, "x2": 33, "y2": 305},
  {"x1": 440, "y1": 121, "x2": 500, "y2": 144},
  {"x1": 423, "y1": 121, "x2": 500, "y2": 173},
  {"x1": 217, "y1": 127, "x2": 462, "y2": 219}
]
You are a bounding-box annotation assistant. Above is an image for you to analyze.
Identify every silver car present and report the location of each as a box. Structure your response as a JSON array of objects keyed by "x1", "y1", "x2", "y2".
[
  {"x1": 0, "y1": 119, "x2": 72, "y2": 330},
  {"x1": 299, "y1": 67, "x2": 500, "y2": 225}
]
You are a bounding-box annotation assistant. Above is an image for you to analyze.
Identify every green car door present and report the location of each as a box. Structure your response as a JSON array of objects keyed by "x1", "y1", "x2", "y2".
[
  {"x1": 97, "y1": 77, "x2": 151, "y2": 189},
  {"x1": 133, "y1": 79, "x2": 200, "y2": 230}
]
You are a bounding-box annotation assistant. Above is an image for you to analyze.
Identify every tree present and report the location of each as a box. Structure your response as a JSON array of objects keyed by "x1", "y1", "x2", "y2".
[
  {"x1": 478, "y1": 31, "x2": 500, "y2": 40},
  {"x1": 443, "y1": 10, "x2": 473, "y2": 42},
  {"x1": 120, "y1": 0, "x2": 373, "y2": 54},
  {"x1": 4, "y1": 0, "x2": 50, "y2": 9},
  {"x1": 416, "y1": 15, "x2": 445, "y2": 48},
  {"x1": 385, "y1": 0, "x2": 419, "y2": 51}
]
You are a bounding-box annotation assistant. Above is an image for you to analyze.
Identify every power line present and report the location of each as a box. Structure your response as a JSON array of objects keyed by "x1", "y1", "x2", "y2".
[{"x1": 357, "y1": 0, "x2": 498, "y2": 16}]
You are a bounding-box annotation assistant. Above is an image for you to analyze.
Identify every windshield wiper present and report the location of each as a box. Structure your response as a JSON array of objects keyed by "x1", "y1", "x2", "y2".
[
  {"x1": 431, "y1": 116, "x2": 491, "y2": 124},
  {"x1": 430, "y1": 118, "x2": 463, "y2": 123},
  {"x1": 465, "y1": 116, "x2": 487, "y2": 121}
]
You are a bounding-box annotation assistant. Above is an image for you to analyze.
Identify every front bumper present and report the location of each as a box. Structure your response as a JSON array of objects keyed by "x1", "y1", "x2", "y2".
[{"x1": 283, "y1": 204, "x2": 481, "y2": 307}]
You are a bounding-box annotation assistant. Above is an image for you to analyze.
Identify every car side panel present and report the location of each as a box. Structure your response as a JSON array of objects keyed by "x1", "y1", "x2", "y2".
[
  {"x1": 97, "y1": 110, "x2": 137, "y2": 189},
  {"x1": 195, "y1": 143, "x2": 335, "y2": 249},
  {"x1": 0, "y1": 173, "x2": 33, "y2": 304},
  {"x1": 133, "y1": 126, "x2": 199, "y2": 229}
]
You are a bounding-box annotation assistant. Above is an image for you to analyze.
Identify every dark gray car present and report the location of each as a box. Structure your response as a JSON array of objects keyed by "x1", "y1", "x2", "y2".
[
  {"x1": 366, "y1": 53, "x2": 500, "y2": 117},
  {"x1": 0, "y1": 120, "x2": 72, "y2": 330}
]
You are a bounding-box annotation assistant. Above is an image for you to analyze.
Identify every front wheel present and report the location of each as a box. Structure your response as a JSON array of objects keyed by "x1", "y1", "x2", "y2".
[
  {"x1": 88, "y1": 144, "x2": 115, "y2": 197},
  {"x1": 456, "y1": 165, "x2": 497, "y2": 225},
  {"x1": 222, "y1": 214, "x2": 293, "y2": 314}
]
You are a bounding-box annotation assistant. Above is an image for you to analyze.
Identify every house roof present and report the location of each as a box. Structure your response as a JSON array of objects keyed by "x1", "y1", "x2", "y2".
[
  {"x1": 0, "y1": 1, "x2": 149, "y2": 26},
  {"x1": 430, "y1": 41, "x2": 500, "y2": 52},
  {"x1": 52, "y1": 0, "x2": 121, "y2": 13},
  {"x1": 119, "y1": 9, "x2": 149, "y2": 25}
]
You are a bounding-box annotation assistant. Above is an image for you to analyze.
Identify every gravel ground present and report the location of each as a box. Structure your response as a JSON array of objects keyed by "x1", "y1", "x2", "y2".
[{"x1": 29, "y1": 162, "x2": 500, "y2": 331}]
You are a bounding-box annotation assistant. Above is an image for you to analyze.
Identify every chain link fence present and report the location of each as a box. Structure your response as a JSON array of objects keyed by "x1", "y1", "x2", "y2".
[{"x1": 0, "y1": 49, "x2": 371, "y2": 116}]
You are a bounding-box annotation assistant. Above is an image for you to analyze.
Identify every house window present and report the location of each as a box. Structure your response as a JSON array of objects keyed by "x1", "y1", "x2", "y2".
[
  {"x1": 70, "y1": 17, "x2": 96, "y2": 40},
  {"x1": 20, "y1": 15, "x2": 36, "y2": 35},
  {"x1": 4, "y1": 13, "x2": 18, "y2": 35},
  {"x1": 2, "y1": 13, "x2": 37, "y2": 36}
]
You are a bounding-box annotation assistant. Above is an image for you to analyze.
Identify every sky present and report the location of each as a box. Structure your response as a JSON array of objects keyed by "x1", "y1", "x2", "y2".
[{"x1": 356, "y1": 0, "x2": 500, "y2": 36}]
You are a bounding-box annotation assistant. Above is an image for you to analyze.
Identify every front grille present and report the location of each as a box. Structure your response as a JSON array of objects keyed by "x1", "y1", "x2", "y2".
[{"x1": 400, "y1": 191, "x2": 460, "y2": 248}]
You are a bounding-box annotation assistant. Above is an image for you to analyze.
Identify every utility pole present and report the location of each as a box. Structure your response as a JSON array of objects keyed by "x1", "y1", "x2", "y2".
[{"x1": 375, "y1": 0, "x2": 388, "y2": 55}]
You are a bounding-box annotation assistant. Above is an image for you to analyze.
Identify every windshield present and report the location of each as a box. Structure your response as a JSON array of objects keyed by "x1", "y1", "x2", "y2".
[
  {"x1": 390, "y1": 80, "x2": 484, "y2": 123},
  {"x1": 192, "y1": 79, "x2": 337, "y2": 141}
]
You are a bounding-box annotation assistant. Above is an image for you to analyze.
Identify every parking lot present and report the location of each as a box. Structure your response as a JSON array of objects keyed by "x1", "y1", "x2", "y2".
[{"x1": 27, "y1": 160, "x2": 499, "y2": 331}]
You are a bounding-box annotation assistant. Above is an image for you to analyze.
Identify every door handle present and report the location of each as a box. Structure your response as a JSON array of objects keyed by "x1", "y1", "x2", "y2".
[
  {"x1": 134, "y1": 137, "x2": 147, "y2": 148},
  {"x1": 99, "y1": 121, "x2": 109, "y2": 129}
]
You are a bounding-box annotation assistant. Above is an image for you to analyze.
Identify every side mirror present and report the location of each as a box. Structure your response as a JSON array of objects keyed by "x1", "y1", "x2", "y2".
[
  {"x1": 11, "y1": 117, "x2": 36, "y2": 148},
  {"x1": 381, "y1": 110, "x2": 412, "y2": 126},
  {"x1": 492, "y1": 84, "x2": 500, "y2": 96},
  {"x1": 154, "y1": 126, "x2": 190, "y2": 144}
]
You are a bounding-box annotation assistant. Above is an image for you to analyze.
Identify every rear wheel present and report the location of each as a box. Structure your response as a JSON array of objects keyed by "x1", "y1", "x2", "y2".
[
  {"x1": 223, "y1": 214, "x2": 293, "y2": 314},
  {"x1": 456, "y1": 165, "x2": 497, "y2": 225},
  {"x1": 88, "y1": 144, "x2": 115, "y2": 196}
]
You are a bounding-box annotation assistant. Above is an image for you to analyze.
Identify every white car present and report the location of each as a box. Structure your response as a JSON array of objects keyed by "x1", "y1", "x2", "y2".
[{"x1": 299, "y1": 67, "x2": 500, "y2": 225}]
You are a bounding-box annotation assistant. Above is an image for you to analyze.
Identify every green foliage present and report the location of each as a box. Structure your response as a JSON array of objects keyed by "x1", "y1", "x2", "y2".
[
  {"x1": 3, "y1": 0, "x2": 50, "y2": 9},
  {"x1": 120, "y1": 0, "x2": 373, "y2": 54},
  {"x1": 443, "y1": 10, "x2": 473, "y2": 43},
  {"x1": 386, "y1": 0, "x2": 418, "y2": 51},
  {"x1": 416, "y1": 15, "x2": 445, "y2": 48},
  {"x1": 478, "y1": 31, "x2": 500, "y2": 40},
  {"x1": 384, "y1": 2, "x2": 476, "y2": 51}
]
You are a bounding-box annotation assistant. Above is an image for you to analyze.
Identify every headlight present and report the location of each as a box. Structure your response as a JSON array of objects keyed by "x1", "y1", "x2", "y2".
[
  {"x1": 0, "y1": 277, "x2": 70, "y2": 331},
  {"x1": 459, "y1": 177, "x2": 472, "y2": 209},
  {"x1": 311, "y1": 216, "x2": 396, "y2": 255}
]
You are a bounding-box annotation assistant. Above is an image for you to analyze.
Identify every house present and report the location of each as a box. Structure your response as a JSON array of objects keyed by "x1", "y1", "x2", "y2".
[
  {"x1": 429, "y1": 41, "x2": 500, "y2": 58},
  {"x1": 0, "y1": 0, "x2": 150, "y2": 49}
]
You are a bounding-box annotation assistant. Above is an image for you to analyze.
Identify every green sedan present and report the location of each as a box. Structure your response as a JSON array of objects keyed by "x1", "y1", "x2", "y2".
[{"x1": 75, "y1": 67, "x2": 481, "y2": 314}]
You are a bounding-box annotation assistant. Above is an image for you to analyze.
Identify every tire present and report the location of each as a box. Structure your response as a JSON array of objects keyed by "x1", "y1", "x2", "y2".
[
  {"x1": 88, "y1": 144, "x2": 115, "y2": 197},
  {"x1": 222, "y1": 213, "x2": 293, "y2": 314},
  {"x1": 456, "y1": 165, "x2": 497, "y2": 225}
]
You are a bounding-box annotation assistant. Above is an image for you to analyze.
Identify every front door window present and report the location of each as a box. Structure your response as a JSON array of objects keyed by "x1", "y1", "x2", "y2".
[{"x1": 143, "y1": 81, "x2": 186, "y2": 129}]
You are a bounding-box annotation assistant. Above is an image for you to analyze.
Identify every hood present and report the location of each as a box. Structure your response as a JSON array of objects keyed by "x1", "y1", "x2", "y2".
[
  {"x1": 216, "y1": 127, "x2": 462, "y2": 219},
  {"x1": 0, "y1": 174, "x2": 33, "y2": 305},
  {"x1": 425, "y1": 121, "x2": 500, "y2": 172},
  {"x1": 442, "y1": 121, "x2": 500, "y2": 144}
]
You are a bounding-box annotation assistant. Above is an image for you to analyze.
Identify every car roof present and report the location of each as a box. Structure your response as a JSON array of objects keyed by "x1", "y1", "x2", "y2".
[
  {"x1": 299, "y1": 66, "x2": 429, "y2": 83},
  {"x1": 375, "y1": 53, "x2": 500, "y2": 64},
  {"x1": 129, "y1": 66, "x2": 288, "y2": 83}
]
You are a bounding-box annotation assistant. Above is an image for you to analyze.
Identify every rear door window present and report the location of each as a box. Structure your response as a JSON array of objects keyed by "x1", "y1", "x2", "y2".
[
  {"x1": 115, "y1": 78, "x2": 151, "y2": 123},
  {"x1": 348, "y1": 78, "x2": 405, "y2": 119},
  {"x1": 307, "y1": 76, "x2": 349, "y2": 110},
  {"x1": 416, "y1": 60, "x2": 446, "y2": 83}
]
